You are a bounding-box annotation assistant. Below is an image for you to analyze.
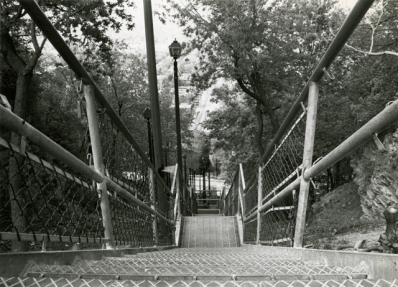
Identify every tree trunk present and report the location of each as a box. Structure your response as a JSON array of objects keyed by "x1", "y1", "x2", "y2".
[
  {"x1": 255, "y1": 102, "x2": 264, "y2": 156},
  {"x1": 334, "y1": 161, "x2": 340, "y2": 187},
  {"x1": 252, "y1": 79, "x2": 280, "y2": 134},
  {"x1": 1, "y1": 29, "x2": 38, "y2": 252},
  {"x1": 327, "y1": 168, "x2": 335, "y2": 192},
  {"x1": 8, "y1": 67, "x2": 34, "y2": 252}
]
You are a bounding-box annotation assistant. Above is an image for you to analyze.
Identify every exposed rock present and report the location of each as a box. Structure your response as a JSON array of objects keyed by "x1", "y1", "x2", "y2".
[{"x1": 351, "y1": 127, "x2": 398, "y2": 220}]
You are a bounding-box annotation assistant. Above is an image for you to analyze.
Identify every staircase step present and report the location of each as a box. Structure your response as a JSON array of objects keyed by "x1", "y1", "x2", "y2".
[
  {"x1": 197, "y1": 209, "x2": 220, "y2": 214},
  {"x1": 2, "y1": 277, "x2": 393, "y2": 287},
  {"x1": 27, "y1": 263, "x2": 367, "y2": 277},
  {"x1": 180, "y1": 216, "x2": 239, "y2": 248},
  {"x1": 78, "y1": 258, "x2": 319, "y2": 267}
]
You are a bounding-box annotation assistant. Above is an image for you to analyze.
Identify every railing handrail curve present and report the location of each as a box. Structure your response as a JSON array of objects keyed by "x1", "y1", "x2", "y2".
[
  {"x1": 0, "y1": 105, "x2": 175, "y2": 226},
  {"x1": 257, "y1": 0, "x2": 376, "y2": 168},
  {"x1": 17, "y1": 0, "x2": 171, "y2": 195}
]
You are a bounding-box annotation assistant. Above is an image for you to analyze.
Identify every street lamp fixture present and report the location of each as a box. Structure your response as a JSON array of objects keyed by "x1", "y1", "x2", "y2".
[{"x1": 169, "y1": 39, "x2": 182, "y2": 59}]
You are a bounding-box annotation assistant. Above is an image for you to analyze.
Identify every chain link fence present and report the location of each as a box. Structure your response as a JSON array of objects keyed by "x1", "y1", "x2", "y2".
[
  {"x1": 224, "y1": 168, "x2": 240, "y2": 216},
  {"x1": 0, "y1": 138, "x2": 104, "y2": 252},
  {"x1": 225, "y1": 107, "x2": 306, "y2": 246}
]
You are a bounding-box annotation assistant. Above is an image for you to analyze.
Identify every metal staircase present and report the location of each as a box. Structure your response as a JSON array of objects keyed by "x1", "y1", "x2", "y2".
[
  {"x1": 1, "y1": 246, "x2": 396, "y2": 286},
  {"x1": 1, "y1": 217, "x2": 397, "y2": 286}
]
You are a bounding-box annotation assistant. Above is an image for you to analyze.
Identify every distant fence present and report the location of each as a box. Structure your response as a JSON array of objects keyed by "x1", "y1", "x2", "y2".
[{"x1": 223, "y1": 0, "x2": 398, "y2": 247}]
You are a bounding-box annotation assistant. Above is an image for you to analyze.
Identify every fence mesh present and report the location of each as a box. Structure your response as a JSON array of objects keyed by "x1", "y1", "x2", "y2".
[
  {"x1": 224, "y1": 169, "x2": 240, "y2": 216},
  {"x1": 109, "y1": 195, "x2": 154, "y2": 247},
  {"x1": 259, "y1": 193, "x2": 298, "y2": 247},
  {"x1": 239, "y1": 107, "x2": 307, "y2": 246},
  {"x1": 260, "y1": 111, "x2": 306, "y2": 201},
  {"x1": 243, "y1": 218, "x2": 257, "y2": 244},
  {"x1": 93, "y1": 104, "x2": 175, "y2": 246},
  {"x1": 257, "y1": 110, "x2": 306, "y2": 245},
  {"x1": 97, "y1": 111, "x2": 151, "y2": 203},
  {"x1": 243, "y1": 173, "x2": 258, "y2": 218},
  {"x1": 0, "y1": 138, "x2": 104, "y2": 252}
]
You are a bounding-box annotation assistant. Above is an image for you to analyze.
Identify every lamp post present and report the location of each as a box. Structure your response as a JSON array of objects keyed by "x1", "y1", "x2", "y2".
[
  {"x1": 143, "y1": 107, "x2": 154, "y2": 163},
  {"x1": 169, "y1": 39, "x2": 185, "y2": 214}
]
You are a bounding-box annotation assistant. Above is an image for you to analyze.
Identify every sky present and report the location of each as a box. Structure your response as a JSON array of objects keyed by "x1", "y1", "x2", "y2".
[
  {"x1": 110, "y1": 0, "x2": 185, "y2": 54},
  {"x1": 111, "y1": 0, "x2": 359, "y2": 54}
]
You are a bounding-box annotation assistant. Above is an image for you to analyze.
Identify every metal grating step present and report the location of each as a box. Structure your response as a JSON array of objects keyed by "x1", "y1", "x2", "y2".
[
  {"x1": 76, "y1": 258, "x2": 321, "y2": 268},
  {"x1": 27, "y1": 263, "x2": 368, "y2": 277},
  {"x1": 1, "y1": 277, "x2": 396, "y2": 287}
]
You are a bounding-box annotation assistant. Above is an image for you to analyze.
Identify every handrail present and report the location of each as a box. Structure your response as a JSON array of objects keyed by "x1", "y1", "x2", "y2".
[
  {"x1": 257, "y1": 0, "x2": 376, "y2": 168},
  {"x1": 17, "y1": 0, "x2": 171, "y2": 195},
  {"x1": 0, "y1": 106, "x2": 175, "y2": 226},
  {"x1": 244, "y1": 99, "x2": 398, "y2": 222},
  {"x1": 0, "y1": 106, "x2": 104, "y2": 183}
]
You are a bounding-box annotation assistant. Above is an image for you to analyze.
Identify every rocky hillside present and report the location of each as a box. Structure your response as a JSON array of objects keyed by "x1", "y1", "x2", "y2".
[
  {"x1": 304, "y1": 127, "x2": 398, "y2": 251},
  {"x1": 351, "y1": 127, "x2": 398, "y2": 219}
]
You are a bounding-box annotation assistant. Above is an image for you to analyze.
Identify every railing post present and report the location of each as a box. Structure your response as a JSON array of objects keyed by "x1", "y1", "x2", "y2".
[
  {"x1": 236, "y1": 177, "x2": 241, "y2": 217},
  {"x1": 257, "y1": 165, "x2": 262, "y2": 245},
  {"x1": 190, "y1": 186, "x2": 194, "y2": 215},
  {"x1": 239, "y1": 163, "x2": 246, "y2": 218},
  {"x1": 84, "y1": 85, "x2": 114, "y2": 249},
  {"x1": 294, "y1": 81, "x2": 319, "y2": 248},
  {"x1": 149, "y1": 167, "x2": 159, "y2": 246},
  {"x1": 177, "y1": 169, "x2": 183, "y2": 216}
]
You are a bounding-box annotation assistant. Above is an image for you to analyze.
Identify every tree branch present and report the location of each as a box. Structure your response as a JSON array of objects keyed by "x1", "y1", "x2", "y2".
[
  {"x1": 31, "y1": 22, "x2": 39, "y2": 52},
  {"x1": 236, "y1": 78, "x2": 255, "y2": 97},
  {"x1": 345, "y1": 43, "x2": 398, "y2": 57},
  {"x1": 328, "y1": 26, "x2": 397, "y2": 58}
]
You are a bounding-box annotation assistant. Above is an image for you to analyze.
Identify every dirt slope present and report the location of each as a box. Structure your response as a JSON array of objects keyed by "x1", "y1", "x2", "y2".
[{"x1": 304, "y1": 182, "x2": 385, "y2": 250}]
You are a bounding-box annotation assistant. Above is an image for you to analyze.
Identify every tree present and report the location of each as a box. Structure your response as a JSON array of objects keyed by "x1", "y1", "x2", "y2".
[
  {"x1": 0, "y1": 0, "x2": 134, "y2": 251},
  {"x1": 163, "y1": 0, "x2": 344, "y2": 155},
  {"x1": 344, "y1": 0, "x2": 398, "y2": 57}
]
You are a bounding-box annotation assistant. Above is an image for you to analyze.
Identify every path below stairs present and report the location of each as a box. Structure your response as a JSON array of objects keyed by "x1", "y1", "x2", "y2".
[
  {"x1": 180, "y1": 216, "x2": 239, "y2": 248},
  {"x1": 2, "y1": 246, "x2": 391, "y2": 286}
]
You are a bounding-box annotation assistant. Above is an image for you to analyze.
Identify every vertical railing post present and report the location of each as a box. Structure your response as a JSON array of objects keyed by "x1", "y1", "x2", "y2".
[
  {"x1": 234, "y1": 182, "x2": 237, "y2": 215},
  {"x1": 177, "y1": 168, "x2": 183, "y2": 216},
  {"x1": 294, "y1": 81, "x2": 319, "y2": 248},
  {"x1": 256, "y1": 165, "x2": 262, "y2": 245},
  {"x1": 84, "y1": 85, "x2": 114, "y2": 249},
  {"x1": 239, "y1": 163, "x2": 246, "y2": 218},
  {"x1": 149, "y1": 167, "x2": 159, "y2": 246},
  {"x1": 236, "y1": 172, "x2": 241, "y2": 213},
  {"x1": 190, "y1": 186, "x2": 194, "y2": 215}
]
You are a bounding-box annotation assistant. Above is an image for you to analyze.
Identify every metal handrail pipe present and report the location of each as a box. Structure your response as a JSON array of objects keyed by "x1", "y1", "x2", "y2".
[
  {"x1": 304, "y1": 99, "x2": 398, "y2": 180},
  {"x1": 244, "y1": 99, "x2": 398, "y2": 223},
  {"x1": 258, "y1": 0, "x2": 375, "y2": 167},
  {"x1": 0, "y1": 105, "x2": 175, "y2": 226},
  {"x1": 18, "y1": 0, "x2": 171, "y2": 195},
  {"x1": 105, "y1": 178, "x2": 175, "y2": 226},
  {"x1": 244, "y1": 177, "x2": 300, "y2": 223},
  {"x1": 0, "y1": 105, "x2": 104, "y2": 183}
]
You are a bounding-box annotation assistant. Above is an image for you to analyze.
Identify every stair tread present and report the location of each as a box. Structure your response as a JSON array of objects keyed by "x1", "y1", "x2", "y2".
[
  {"x1": 2, "y1": 277, "x2": 393, "y2": 287},
  {"x1": 27, "y1": 263, "x2": 367, "y2": 276},
  {"x1": 181, "y1": 216, "x2": 239, "y2": 248}
]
